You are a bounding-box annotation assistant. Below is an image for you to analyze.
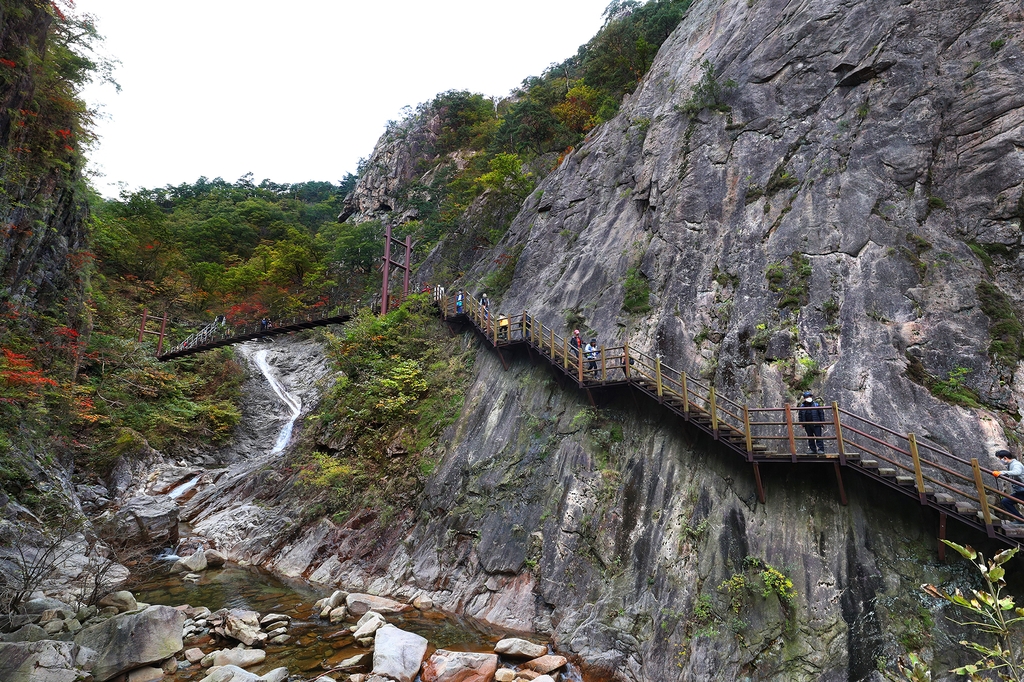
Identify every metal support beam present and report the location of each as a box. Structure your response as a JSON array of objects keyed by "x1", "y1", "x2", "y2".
[
  {"x1": 752, "y1": 463, "x2": 765, "y2": 504},
  {"x1": 833, "y1": 462, "x2": 848, "y2": 506}
]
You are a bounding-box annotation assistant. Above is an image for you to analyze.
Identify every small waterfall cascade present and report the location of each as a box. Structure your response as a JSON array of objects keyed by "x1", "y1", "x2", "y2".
[{"x1": 254, "y1": 348, "x2": 303, "y2": 454}]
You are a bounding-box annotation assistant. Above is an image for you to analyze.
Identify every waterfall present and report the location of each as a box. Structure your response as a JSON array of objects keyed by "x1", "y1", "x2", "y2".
[
  {"x1": 167, "y1": 475, "x2": 200, "y2": 500},
  {"x1": 253, "y1": 349, "x2": 302, "y2": 455}
]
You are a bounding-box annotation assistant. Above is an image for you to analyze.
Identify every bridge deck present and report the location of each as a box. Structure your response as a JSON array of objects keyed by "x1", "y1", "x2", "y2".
[{"x1": 157, "y1": 313, "x2": 351, "y2": 361}]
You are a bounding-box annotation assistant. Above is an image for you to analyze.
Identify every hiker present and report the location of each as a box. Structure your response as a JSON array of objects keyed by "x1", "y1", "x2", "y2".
[
  {"x1": 994, "y1": 450, "x2": 1024, "y2": 522},
  {"x1": 260, "y1": 317, "x2": 268, "y2": 331},
  {"x1": 480, "y1": 294, "x2": 489, "y2": 322},
  {"x1": 797, "y1": 390, "x2": 826, "y2": 454},
  {"x1": 498, "y1": 314, "x2": 509, "y2": 341},
  {"x1": 585, "y1": 338, "x2": 598, "y2": 372},
  {"x1": 456, "y1": 290, "x2": 464, "y2": 314},
  {"x1": 570, "y1": 329, "x2": 584, "y2": 358}
]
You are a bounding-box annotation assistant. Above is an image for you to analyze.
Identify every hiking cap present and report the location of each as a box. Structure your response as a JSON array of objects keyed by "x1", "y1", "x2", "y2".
[
  {"x1": 574, "y1": 329, "x2": 580, "y2": 335},
  {"x1": 803, "y1": 391, "x2": 813, "y2": 397}
]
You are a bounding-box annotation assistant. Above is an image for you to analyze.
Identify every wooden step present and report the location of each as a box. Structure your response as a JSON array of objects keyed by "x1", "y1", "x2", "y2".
[
  {"x1": 935, "y1": 493, "x2": 955, "y2": 506},
  {"x1": 956, "y1": 502, "x2": 979, "y2": 515},
  {"x1": 979, "y1": 512, "x2": 1002, "y2": 527},
  {"x1": 1002, "y1": 524, "x2": 1024, "y2": 538},
  {"x1": 878, "y1": 467, "x2": 897, "y2": 477},
  {"x1": 859, "y1": 459, "x2": 879, "y2": 468},
  {"x1": 896, "y1": 475, "x2": 915, "y2": 487}
]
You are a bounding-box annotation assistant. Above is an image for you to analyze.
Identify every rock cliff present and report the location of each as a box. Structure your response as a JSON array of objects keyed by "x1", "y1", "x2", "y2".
[{"x1": 183, "y1": 1, "x2": 1024, "y2": 681}]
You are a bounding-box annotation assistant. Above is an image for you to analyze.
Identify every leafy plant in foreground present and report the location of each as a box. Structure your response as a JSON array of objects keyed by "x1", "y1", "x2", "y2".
[{"x1": 922, "y1": 541, "x2": 1024, "y2": 680}]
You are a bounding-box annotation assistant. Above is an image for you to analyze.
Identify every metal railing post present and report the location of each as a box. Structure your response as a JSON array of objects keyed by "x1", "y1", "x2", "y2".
[
  {"x1": 972, "y1": 458, "x2": 995, "y2": 537},
  {"x1": 909, "y1": 433, "x2": 927, "y2": 504},
  {"x1": 563, "y1": 337, "x2": 569, "y2": 369},
  {"x1": 832, "y1": 401, "x2": 846, "y2": 466}
]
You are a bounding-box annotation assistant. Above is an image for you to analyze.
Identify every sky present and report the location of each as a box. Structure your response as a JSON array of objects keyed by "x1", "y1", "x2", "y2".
[{"x1": 76, "y1": 0, "x2": 612, "y2": 197}]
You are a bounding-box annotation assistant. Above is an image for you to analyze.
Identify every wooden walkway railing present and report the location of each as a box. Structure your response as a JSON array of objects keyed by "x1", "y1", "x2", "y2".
[{"x1": 439, "y1": 291, "x2": 1024, "y2": 553}]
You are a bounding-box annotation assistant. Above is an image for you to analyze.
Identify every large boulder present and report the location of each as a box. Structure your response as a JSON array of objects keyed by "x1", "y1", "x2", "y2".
[
  {"x1": 421, "y1": 649, "x2": 498, "y2": 682},
  {"x1": 173, "y1": 549, "x2": 208, "y2": 573},
  {"x1": 97, "y1": 591, "x2": 137, "y2": 613},
  {"x1": 521, "y1": 655, "x2": 567, "y2": 675},
  {"x1": 222, "y1": 610, "x2": 264, "y2": 646},
  {"x1": 371, "y1": 624, "x2": 428, "y2": 682},
  {"x1": 352, "y1": 611, "x2": 386, "y2": 639},
  {"x1": 101, "y1": 496, "x2": 179, "y2": 549},
  {"x1": 346, "y1": 593, "x2": 412, "y2": 617},
  {"x1": 74, "y1": 605, "x2": 185, "y2": 681},
  {"x1": 212, "y1": 648, "x2": 266, "y2": 668},
  {"x1": 0, "y1": 640, "x2": 97, "y2": 682},
  {"x1": 494, "y1": 638, "x2": 547, "y2": 659}
]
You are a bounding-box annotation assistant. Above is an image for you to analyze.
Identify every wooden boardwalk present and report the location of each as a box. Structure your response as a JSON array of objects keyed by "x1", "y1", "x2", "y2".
[{"x1": 440, "y1": 292, "x2": 1024, "y2": 553}]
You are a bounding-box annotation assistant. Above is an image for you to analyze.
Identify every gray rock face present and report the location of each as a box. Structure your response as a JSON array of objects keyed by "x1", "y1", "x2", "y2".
[
  {"x1": 0, "y1": 640, "x2": 96, "y2": 682},
  {"x1": 74, "y1": 605, "x2": 185, "y2": 682},
  {"x1": 102, "y1": 496, "x2": 179, "y2": 549},
  {"x1": 372, "y1": 624, "x2": 428, "y2": 682}
]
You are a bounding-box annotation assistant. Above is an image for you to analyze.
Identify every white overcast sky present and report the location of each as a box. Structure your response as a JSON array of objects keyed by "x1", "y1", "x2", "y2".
[{"x1": 76, "y1": 0, "x2": 612, "y2": 197}]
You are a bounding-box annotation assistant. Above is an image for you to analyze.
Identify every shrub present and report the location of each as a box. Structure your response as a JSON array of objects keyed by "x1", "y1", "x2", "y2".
[{"x1": 622, "y1": 267, "x2": 652, "y2": 314}]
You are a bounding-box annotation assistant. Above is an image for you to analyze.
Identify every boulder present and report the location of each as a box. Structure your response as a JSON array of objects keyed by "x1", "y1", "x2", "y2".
[
  {"x1": 212, "y1": 648, "x2": 266, "y2": 668},
  {"x1": 196, "y1": 664, "x2": 262, "y2": 682},
  {"x1": 371, "y1": 624, "x2": 427, "y2": 682},
  {"x1": 223, "y1": 610, "x2": 263, "y2": 646},
  {"x1": 258, "y1": 613, "x2": 289, "y2": 627},
  {"x1": 335, "y1": 652, "x2": 372, "y2": 671},
  {"x1": 43, "y1": 619, "x2": 65, "y2": 635},
  {"x1": 494, "y1": 638, "x2": 547, "y2": 659},
  {"x1": 74, "y1": 605, "x2": 185, "y2": 682},
  {"x1": 1, "y1": 624, "x2": 48, "y2": 643},
  {"x1": 101, "y1": 496, "x2": 179, "y2": 549},
  {"x1": 0, "y1": 640, "x2": 97, "y2": 682},
  {"x1": 412, "y1": 595, "x2": 433, "y2": 610},
  {"x1": 204, "y1": 549, "x2": 227, "y2": 568},
  {"x1": 22, "y1": 597, "x2": 74, "y2": 614},
  {"x1": 531, "y1": 677, "x2": 555, "y2": 682},
  {"x1": 267, "y1": 634, "x2": 290, "y2": 645},
  {"x1": 261, "y1": 669, "x2": 289, "y2": 682},
  {"x1": 185, "y1": 648, "x2": 206, "y2": 663},
  {"x1": 98, "y1": 591, "x2": 138, "y2": 613},
  {"x1": 351, "y1": 612, "x2": 386, "y2": 640},
  {"x1": 420, "y1": 649, "x2": 498, "y2": 682},
  {"x1": 521, "y1": 655, "x2": 567, "y2": 674},
  {"x1": 494, "y1": 669, "x2": 516, "y2": 682},
  {"x1": 174, "y1": 549, "x2": 208, "y2": 574},
  {"x1": 346, "y1": 593, "x2": 412, "y2": 617},
  {"x1": 329, "y1": 606, "x2": 348, "y2": 624},
  {"x1": 127, "y1": 666, "x2": 164, "y2": 682},
  {"x1": 328, "y1": 590, "x2": 349, "y2": 608}
]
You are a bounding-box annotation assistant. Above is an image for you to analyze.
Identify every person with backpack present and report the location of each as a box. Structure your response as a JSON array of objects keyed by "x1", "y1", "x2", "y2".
[
  {"x1": 993, "y1": 450, "x2": 1024, "y2": 522},
  {"x1": 797, "y1": 390, "x2": 826, "y2": 454},
  {"x1": 585, "y1": 338, "x2": 598, "y2": 373},
  {"x1": 455, "y1": 290, "x2": 464, "y2": 314},
  {"x1": 570, "y1": 329, "x2": 583, "y2": 358}
]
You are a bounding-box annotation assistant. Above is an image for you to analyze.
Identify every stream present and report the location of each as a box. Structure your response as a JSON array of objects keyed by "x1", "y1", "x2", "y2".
[{"x1": 129, "y1": 563, "x2": 553, "y2": 681}]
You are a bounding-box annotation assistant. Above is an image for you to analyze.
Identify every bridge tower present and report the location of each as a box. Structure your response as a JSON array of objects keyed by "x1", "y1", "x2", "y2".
[
  {"x1": 380, "y1": 224, "x2": 412, "y2": 315},
  {"x1": 137, "y1": 309, "x2": 169, "y2": 355}
]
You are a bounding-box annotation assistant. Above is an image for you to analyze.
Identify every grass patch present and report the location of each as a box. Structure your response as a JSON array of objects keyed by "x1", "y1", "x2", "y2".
[
  {"x1": 622, "y1": 267, "x2": 652, "y2": 314},
  {"x1": 765, "y1": 251, "x2": 812, "y2": 310}
]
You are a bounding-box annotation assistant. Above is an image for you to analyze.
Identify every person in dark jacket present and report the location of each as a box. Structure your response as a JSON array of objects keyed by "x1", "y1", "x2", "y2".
[
  {"x1": 798, "y1": 390, "x2": 826, "y2": 454},
  {"x1": 994, "y1": 449, "x2": 1024, "y2": 522}
]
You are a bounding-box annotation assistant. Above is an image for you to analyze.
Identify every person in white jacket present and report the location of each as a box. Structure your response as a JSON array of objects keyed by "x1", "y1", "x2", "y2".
[{"x1": 993, "y1": 449, "x2": 1024, "y2": 522}]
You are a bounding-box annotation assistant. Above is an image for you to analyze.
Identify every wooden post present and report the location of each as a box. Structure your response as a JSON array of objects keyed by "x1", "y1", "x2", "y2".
[
  {"x1": 681, "y1": 371, "x2": 689, "y2": 419},
  {"x1": 909, "y1": 433, "x2": 927, "y2": 504},
  {"x1": 600, "y1": 346, "x2": 607, "y2": 382},
  {"x1": 578, "y1": 346, "x2": 584, "y2": 384},
  {"x1": 403, "y1": 235, "x2": 412, "y2": 298},
  {"x1": 655, "y1": 355, "x2": 664, "y2": 401},
  {"x1": 972, "y1": 458, "x2": 995, "y2": 537},
  {"x1": 709, "y1": 386, "x2": 719, "y2": 438},
  {"x1": 624, "y1": 342, "x2": 631, "y2": 380},
  {"x1": 563, "y1": 337, "x2": 569, "y2": 369},
  {"x1": 743, "y1": 405, "x2": 753, "y2": 460},
  {"x1": 832, "y1": 401, "x2": 846, "y2": 466},
  {"x1": 157, "y1": 313, "x2": 168, "y2": 356},
  {"x1": 786, "y1": 403, "x2": 797, "y2": 462},
  {"x1": 381, "y1": 225, "x2": 392, "y2": 316},
  {"x1": 550, "y1": 329, "x2": 555, "y2": 358},
  {"x1": 138, "y1": 308, "x2": 148, "y2": 342}
]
